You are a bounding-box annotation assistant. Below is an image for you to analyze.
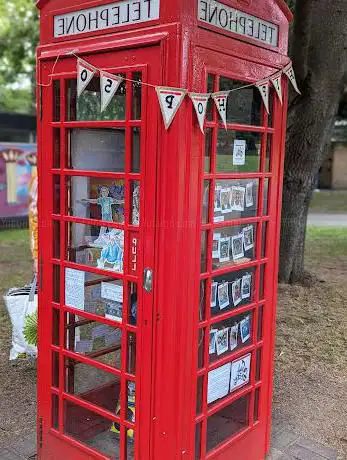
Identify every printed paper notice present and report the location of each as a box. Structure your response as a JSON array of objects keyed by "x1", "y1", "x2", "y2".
[
  {"x1": 65, "y1": 268, "x2": 85, "y2": 310},
  {"x1": 233, "y1": 140, "x2": 246, "y2": 165},
  {"x1": 101, "y1": 282, "x2": 123, "y2": 303},
  {"x1": 207, "y1": 363, "x2": 231, "y2": 404}
]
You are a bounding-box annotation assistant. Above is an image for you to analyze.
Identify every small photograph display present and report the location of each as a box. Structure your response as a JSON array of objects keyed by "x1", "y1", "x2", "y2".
[
  {"x1": 243, "y1": 225, "x2": 254, "y2": 251},
  {"x1": 231, "y1": 186, "x2": 245, "y2": 211},
  {"x1": 207, "y1": 362, "x2": 231, "y2": 404},
  {"x1": 230, "y1": 354, "x2": 251, "y2": 392},
  {"x1": 231, "y1": 278, "x2": 242, "y2": 307},
  {"x1": 209, "y1": 329, "x2": 218, "y2": 355},
  {"x1": 211, "y1": 282, "x2": 218, "y2": 308},
  {"x1": 212, "y1": 234, "x2": 221, "y2": 259},
  {"x1": 218, "y1": 282, "x2": 230, "y2": 310},
  {"x1": 245, "y1": 182, "x2": 254, "y2": 207},
  {"x1": 214, "y1": 187, "x2": 222, "y2": 212},
  {"x1": 240, "y1": 315, "x2": 251, "y2": 343},
  {"x1": 233, "y1": 139, "x2": 246, "y2": 166},
  {"x1": 219, "y1": 237, "x2": 231, "y2": 263},
  {"x1": 216, "y1": 328, "x2": 229, "y2": 356},
  {"x1": 241, "y1": 274, "x2": 252, "y2": 299},
  {"x1": 229, "y1": 324, "x2": 239, "y2": 351},
  {"x1": 231, "y1": 234, "x2": 245, "y2": 261},
  {"x1": 220, "y1": 188, "x2": 232, "y2": 214}
]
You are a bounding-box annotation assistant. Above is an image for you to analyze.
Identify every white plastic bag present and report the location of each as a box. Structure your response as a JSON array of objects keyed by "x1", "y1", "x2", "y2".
[{"x1": 4, "y1": 279, "x2": 37, "y2": 360}]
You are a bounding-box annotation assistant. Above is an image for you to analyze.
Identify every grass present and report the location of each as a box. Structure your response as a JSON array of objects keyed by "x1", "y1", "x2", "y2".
[
  {"x1": 310, "y1": 190, "x2": 347, "y2": 213},
  {"x1": 306, "y1": 226, "x2": 347, "y2": 257}
]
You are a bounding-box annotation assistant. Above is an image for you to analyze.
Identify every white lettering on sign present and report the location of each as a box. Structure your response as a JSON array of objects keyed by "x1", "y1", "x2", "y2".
[
  {"x1": 198, "y1": 0, "x2": 279, "y2": 47},
  {"x1": 54, "y1": 0, "x2": 160, "y2": 38}
]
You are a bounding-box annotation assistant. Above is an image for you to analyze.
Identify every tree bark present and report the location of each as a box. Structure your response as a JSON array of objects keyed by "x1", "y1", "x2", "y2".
[{"x1": 279, "y1": 0, "x2": 347, "y2": 283}]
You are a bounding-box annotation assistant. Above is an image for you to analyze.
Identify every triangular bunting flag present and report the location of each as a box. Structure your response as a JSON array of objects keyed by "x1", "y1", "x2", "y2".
[
  {"x1": 284, "y1": 63, "x2": 301, "y2": 95},
  {"x1": 156, "y1": 87, "x2": 187, "y2": 129},
  {"x1": 100, "y1": 71, "x2": 123, "y2": 112},
  {"x1": 256, "y1": 81, "x2": 270, "y2": 114},
  {"x1": 212, "y1": 91, "x2": 230, "y2": 129},
  {"x1": 189, "y1": 93, "x2": 210, "y2": 133},
  {"x1": 77, "y1": 59, "x2": 96, "y2": 97},
  {"x1": 271, "y1": 73, "x2": 283, "y2": 105}
]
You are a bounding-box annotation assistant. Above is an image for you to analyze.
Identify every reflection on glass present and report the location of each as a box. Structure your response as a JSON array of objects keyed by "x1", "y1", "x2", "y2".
[
  {"x1": 53, "y1": 220, "x2": 60, "y2": 259},
  {"x1": 206, "y1": 394, "x2": 250, "y2": 452},
  {"x1": 64, "y1": 270, "x2": 125, "y2": 323},
  {"x1": 131, "y1": 128, "x2": 141, "y2": 173},
  {"x1": 64, "y1": 400, "x2": 121, "y2": 459},
  {"x1": 266, "y1": 135, "x2": 272, "y2": 172},
  {"x1": 64, "y1": 357, "x2": 119, "y2": 412},
  {"x1": 195, "y1": 423, "x2": 202, "y2": 460},
  {"x1": 268, "y1": 88, "x2": 274, "y2": 127},
  {"x1": 202, "y1": 180, "x2": 210, "y2": 223},
  {"x1": 52, "y1": 308, "x2": 60, "y2": 346},
  {"x1": 257, "y1": 305, "x2": 263, "y2": 341},
  {"x1": 256, "y1": 348, "x2": 262, "y2": 381},
  {"x1": 261, "y1": 222, "x2": 268, "y2": 258},
  {"x1": 214, "y1": 179, "x2": 259, "y2": 223},
  {"x1": 67, "y1": 176, "x2": 125, "y2": 224},
  {"x1": 219, "y1": 77, "x2": 262, "y2": 125},
  {"x1": 132, "y1": 72, "x2": 142, "y2": 120},
  {"x1": 53, "y1": 175, "x2": 60, "y2": 214},
  {"x1": 201, "y1": 232, "x2": 207, "y2": 273},
  {"x1": 53, "y1": 129, "x2": 60, "y2": 168},
  {"x1": 263, "y1": 179, "x2": 269, "y2": 215},
  {"x1": 66, "y1": 76, "x2": 126, "y2": 121},
  {"x1": 52, "y1": 395, "x2": 59, "y2": 429},
  {"x1": 205, "y1": 127, "x2": 212, "y2": 172},
  {"x1": 199, "y1": 280, "x2": 206, "y2": 322},
  {"x1": 207, "y1": 74, "x2": 215, "y2": 121},
  {"x1": 127, "y1": 332, "x2": 136, "y2": 375},
  {"x1": 209, "y1": 311, "x2": 253, "y2": 362},
  {"x1": 212, "y1": 224, "x2": 257, "y2": 271},
  {"x1": 67, "y1": 222, "x2": 124, "y2": 273},
  {"x1": 196, "y1": 376, "x2": 204, "y2": 415},
  {"x1": 217, "y1": 130, "x2": 261, "y2": 173},
  {"x1": 53, "y1": 265, "x2": 60, "y2": 303},
  {"x1": 68, "y1": 128, "x2": 125, "y2": 172},
  {"x1": 128, "y1": 283, "x2": 138, "y2": 326},
  {"x1": 52, "y1": 351, "x2": 59, "y2": 388},
  {"x1": 65, "y1": 314, "x2": 122, "y2": 369},
  {"x1": 53, "y1": 80, "x2": 60, "y2": 122},
  {"x1": 198, "y1": 328, "x2": 205, "y2": 369},
  {"x1": 211, "y1": 267, "x2": 255, "y2": 316},
  {"x1": 254, "y1": 387, "x2": 260, "y2": 421}
]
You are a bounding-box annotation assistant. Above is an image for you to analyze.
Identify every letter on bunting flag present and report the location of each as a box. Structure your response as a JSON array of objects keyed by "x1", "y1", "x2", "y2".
[
  {"x1": 271, "y1": 73, "x2": 283, "y2": 105},
  {"x1": 212, "y1": 91, "x2": 230, "y2": 129},
  {"x1": 256, "y1": 81, "x2": 270, "y2": 114},
  {"x1": 156, "y1": 87, "x2": 187, "y2": 129},
  {"x1": 77, "y1": 59, "x2": 96, "y2": 98},
  {"x1": 100, "y1": 71, "x2": 123, "y2": 112},
  {"x1": 189, "y1": 93, "x2": 210, "y2": 133},
  {"x1": 284, "y1": 63, "x2": 301, "y2": 95}
]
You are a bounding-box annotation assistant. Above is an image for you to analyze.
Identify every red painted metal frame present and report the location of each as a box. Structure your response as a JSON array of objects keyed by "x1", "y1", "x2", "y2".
[{"x1": 37, "y1": 1, "x2": 290, "y2": 459}]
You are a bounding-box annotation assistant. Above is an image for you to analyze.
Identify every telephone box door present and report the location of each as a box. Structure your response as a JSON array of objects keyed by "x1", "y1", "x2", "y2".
[{"x1": 38, "y1": 45, "x2": 160, "y2": 460}]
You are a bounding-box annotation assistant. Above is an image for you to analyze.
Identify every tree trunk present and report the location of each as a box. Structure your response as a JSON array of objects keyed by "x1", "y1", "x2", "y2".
[{"x1": 279, "y1": 0, "x2": 347, "y2": 283}]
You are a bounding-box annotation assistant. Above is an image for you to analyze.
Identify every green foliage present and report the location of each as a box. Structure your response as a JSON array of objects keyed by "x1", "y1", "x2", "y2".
[
  {"x1": 23, "y1": 310, "x2": 38, "y2": 347},
  {"x1": 0, "y1": 0, "x2": 39, "y2": 113}
]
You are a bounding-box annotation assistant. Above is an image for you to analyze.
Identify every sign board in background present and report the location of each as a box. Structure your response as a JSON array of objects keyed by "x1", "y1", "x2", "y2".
[
  {"x1": 54, "y1": 0, "x2": 160, "y2": 38},
  {"x1": 198, "y1": 0, "x2": 279, "y2": 47}
]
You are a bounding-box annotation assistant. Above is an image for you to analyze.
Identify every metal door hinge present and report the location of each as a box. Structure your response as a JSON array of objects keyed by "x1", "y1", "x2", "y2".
[{"x1": 143, "y1": 268, "x2": 153, "y2": 292}]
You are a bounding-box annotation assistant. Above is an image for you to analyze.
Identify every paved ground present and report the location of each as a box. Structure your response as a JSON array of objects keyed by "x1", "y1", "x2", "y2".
[
  {"x1": 0, "y1": 421, "x2": 338, "y2": 460},
  {"x1": 308, "y1": 213, "x2": 347, "y2": 227}
]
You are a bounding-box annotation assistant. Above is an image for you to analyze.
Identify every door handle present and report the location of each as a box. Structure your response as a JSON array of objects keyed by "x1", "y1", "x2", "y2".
[{"x1": 143, "y1": 268, "x2": 153, "y2": 292}]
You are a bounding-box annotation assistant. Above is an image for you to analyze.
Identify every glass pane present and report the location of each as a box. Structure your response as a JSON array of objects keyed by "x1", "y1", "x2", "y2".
[
  {"x1": 67, "y1": 128, "x2": 125, "y2": 172},
  {"x1": 212, "y1": 224, "x2": 257, "y2": 271},
  {"x1": 214, "y1": 179, "x2": 259, "y2": 223},
  {"x1": 201, "y1": 231, "x2": 208, "y2": 273},
  {"x1": 131, "y1": 181, "x2": 140, "y2": 226},
  {"x1": 53, "y1": 129, "x2": 60, "y2": 168},
  {"x1": 219, "y1": 78, "x2": 262, "y2": 125},
  {"x1": 207, "y1": 354, "x2": 251, "y2": 406},
  {"x1": 217, "y1": 130, "x2": 261, "y2": 173},
  {"x1": 64, "y1": 401, "x2": 121, "y2": 459},
  {"x1": 127, "y1": 333, "x2": 136, "y2": 375},
  {"x1": 268, "y1": 88, "x2": 274, "y2": 127},
  {"x1": 53, "y1": 221, "x2": 60, "y2": 258},
  {"x1": 132, "y1": 72, "x2": 142, "y2": 120},
  {"x1": 207, "y1": 74, "x2": 215, "y2": 121},
  {"x1": 65, "y1": 314, "x2": 122, "y2": 369},
  {"x1": 202, "y1": 180, "x2": 210, "y2": 223},
  {"x1": 64, "y1": 270, "x2": 124, "y2": 322},
  {"x1": 198, "y1": 328, "x2": 205, "y2": 369},
  {"x1": 128, "y1": 283, "x2": 138, "y2": 326},
  {"x1": 256, "y1": 348, "x2": 262, "y2": 381},
  {"x1": 53, "y1": 176, "x2": 60, "y2": 214},
  {"x1": 53, "y1": 80, "x2": 60, "y2": 122},
  {"x1": 53, "y1": 265, "x2": 60, "y2": 303},
  {"x1": 207, "y1": 393, "x2": 250, "y2": 452},
  {"x1": 52, "y1": 351, "x2": 60, "y2": 388},
  {"x1": 261, "y1": 222, "x2": 268, "y2": 258},
  {"x1": 64, "y1": 357, "x2": 119, "y2": 412},
  {"x1": 205, "y1": 127, "x2": 212, "y2": 172},
  {"x1": 195, "y1": 423, "x2": 202, "y2": 460},
  {"x1": 52, "y1": 308, "x2": 60, "y2": 346},
  {"x1": 67, "y1": 176, "x2": 125, "y2": 224},
  {"x1": 259, "y1": 264, "x2": 266, "y2": 300},
  {"x1": 266, "y1": 135, "x2": 272, "y2": 172},
  {"x1": 211, "y1": 268, "x2": 255, "y2": 317},
  {"x1": 67, "y1": 223, "x2": 124, "y2": 273},
  {"x1": 126, "y1": 381, "x2": 136, "y2": 423},
  {"x1": 131, "y1": 127, "x2": 141, "y2": 173},
  {"x1": 263, "y1": 179, "x2": 269, "y2": 215},
  {"x1": 52, "y1": 394, "x2": 59, "y2": 429},
  {"x1": 199, "y1": 280, "x2": 206, "y2": 322},
  {"x1": 66, "y1": 76, "x2": 126, "y2": 121},
  {"x1": 209, "y1": 311, "x2": 253, "y2": 362},
  {"x1": 254, "y1": 387, "x2": 260, "y2": 421},
  {"x1": 196, "y1": 376, "x2": 204, "y2": 415},
  {"x1": 257, "y1": 305, "x2": 264, "y2": 341}
]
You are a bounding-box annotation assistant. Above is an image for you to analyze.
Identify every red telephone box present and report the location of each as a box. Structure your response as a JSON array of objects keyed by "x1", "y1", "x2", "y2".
[{"x1": 36, "y1": 0, "x2": 292, "y2": 459}]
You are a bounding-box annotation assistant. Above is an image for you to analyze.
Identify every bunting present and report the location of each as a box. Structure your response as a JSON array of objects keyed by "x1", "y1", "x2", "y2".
[{"x1": 70, "y1": 55, "x2": 301, "y2": 130}]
